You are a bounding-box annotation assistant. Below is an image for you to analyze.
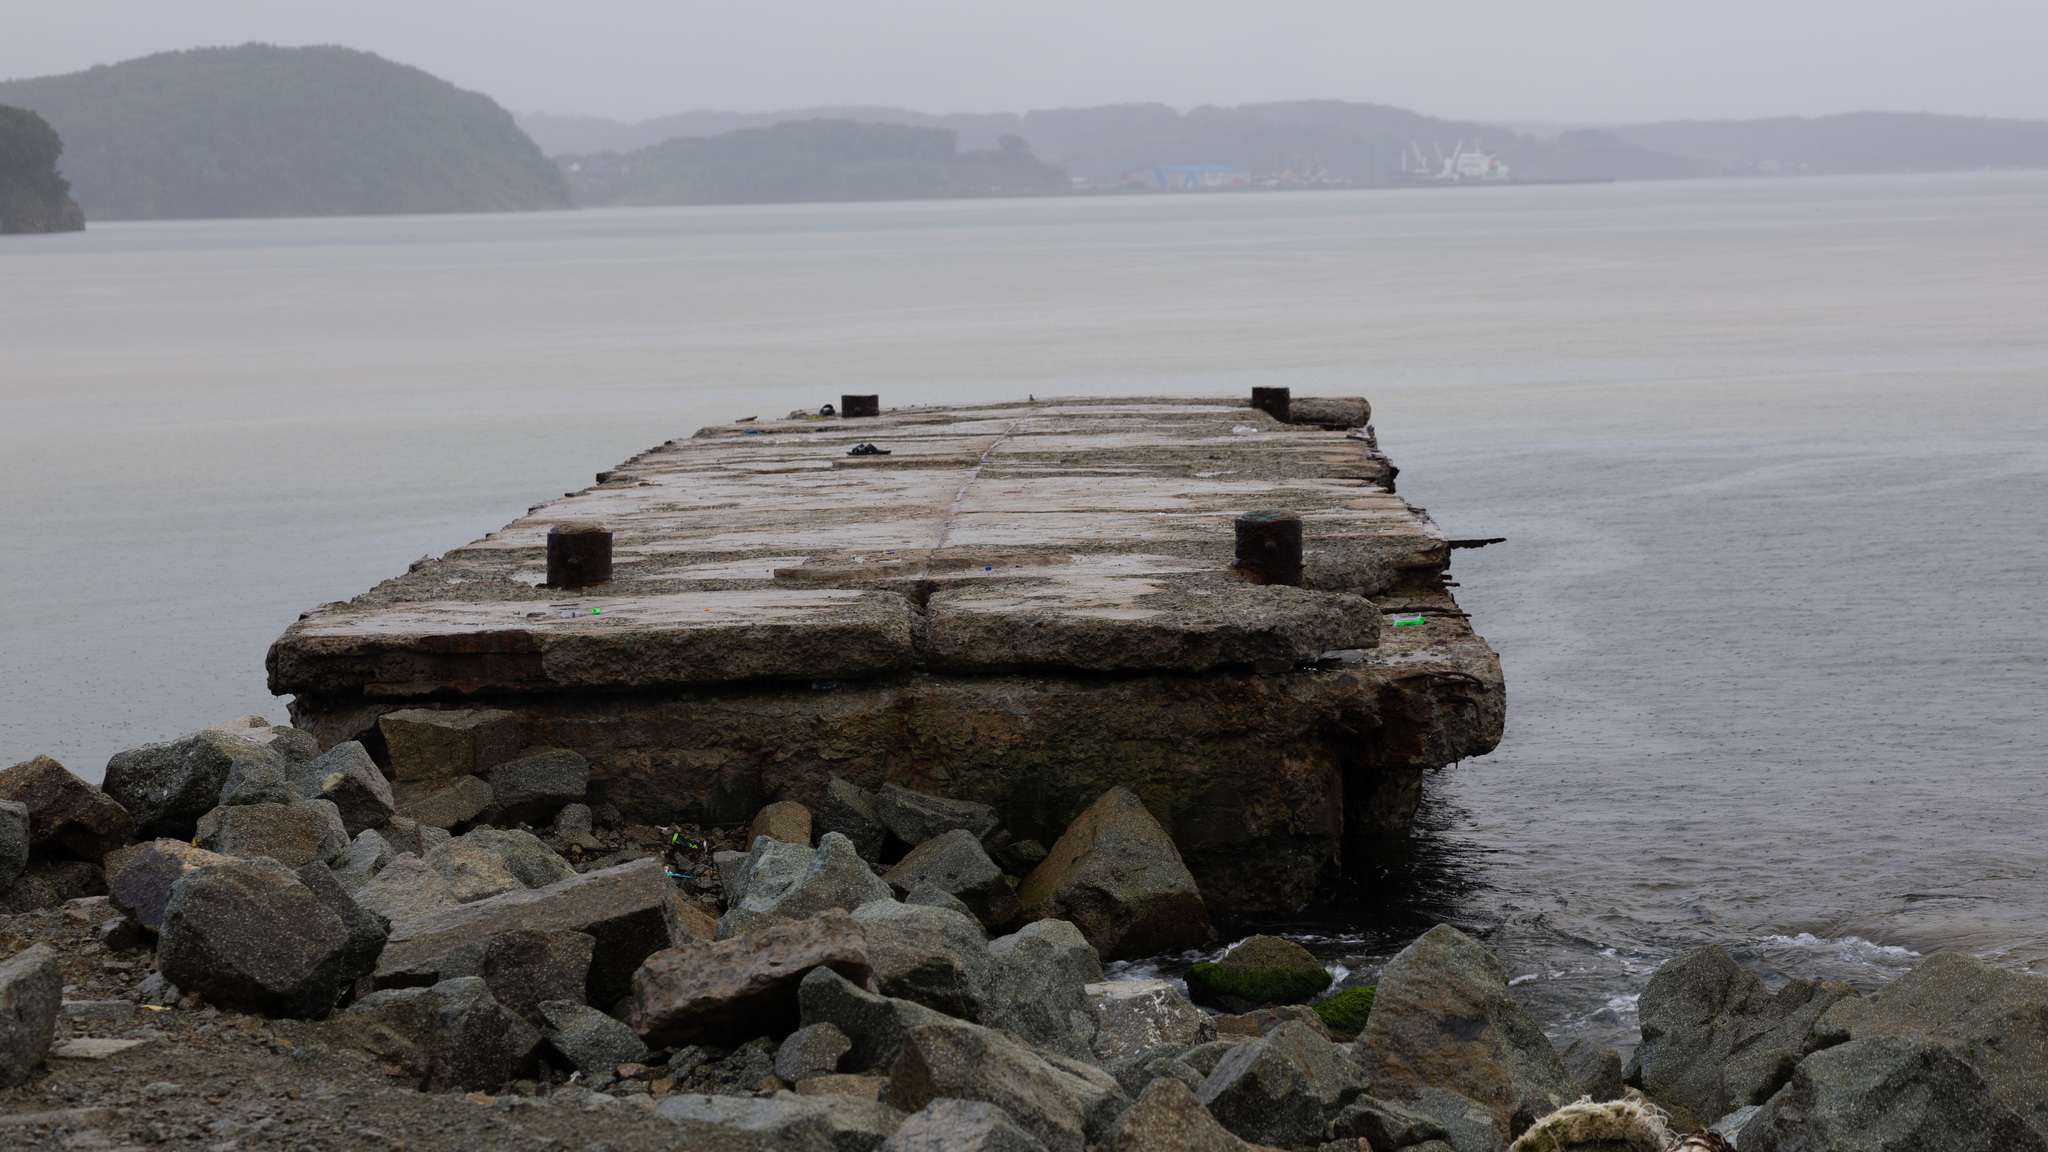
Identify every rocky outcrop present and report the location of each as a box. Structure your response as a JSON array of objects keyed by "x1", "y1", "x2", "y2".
[
  {"x1": 195, "y1": 801, "x2": 344, "y2": 867},
  {"x1": 424, "y1": 827, "x2": 575, "y2": 903},
  {"x1": 0, "y1": 756, "x2": 134, "y2": 861},
  {"x1": 720, "y1": 832, "x2": 895, "y2": 938},
  {"x1": 1018, "y1": 788, "x2": 1210, "y2": 960},
  {"x1": 350, "y1": 853, "x2": 462, "y2": 924},
  {"x1": 390, "y1": 775, "x2": 493, "y2": 828},
  {"x1": 0, "y1": 105, "x2": 84, "y2": 234},
  {"x1": 632, "y1": 908, "x2": 874, "y2": 1046}
]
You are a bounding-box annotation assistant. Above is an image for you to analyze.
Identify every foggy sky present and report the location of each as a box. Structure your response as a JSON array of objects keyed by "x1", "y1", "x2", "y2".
[{"x1": 7, "y1": 0, "x2": 2046, "y2": 125}]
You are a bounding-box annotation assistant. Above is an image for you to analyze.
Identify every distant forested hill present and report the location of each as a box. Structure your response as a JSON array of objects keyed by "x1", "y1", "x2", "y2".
[
  {"x1": 0, "y1": 104, "x2": 84, "y2": 233},
  {"x1": 0, "y1": 44, "x2": 570, "y2": 219},
  {"x1": 1606, "y1": 112, "x2": 2048, "y2": 175},
  {"x1": 562, "y1": 119, "x2": 1069, "y2": 206}
]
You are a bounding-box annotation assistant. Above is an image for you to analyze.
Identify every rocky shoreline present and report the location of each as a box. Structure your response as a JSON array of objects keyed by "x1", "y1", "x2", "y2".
[{"x1": 2, "y1": 716, "x2": 2043, "y2": 1152}]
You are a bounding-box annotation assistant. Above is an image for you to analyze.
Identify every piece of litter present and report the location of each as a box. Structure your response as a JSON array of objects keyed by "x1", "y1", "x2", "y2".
[
  {"x1": 1391, "y1": 614, "x2": 1425, "y2": 626},
  {"x1": 847, "y1": 443, "x2": 891, "y2": 456},
  {"x1": 50, "y1": 1038, "x2": 149, "y2": 1059}
]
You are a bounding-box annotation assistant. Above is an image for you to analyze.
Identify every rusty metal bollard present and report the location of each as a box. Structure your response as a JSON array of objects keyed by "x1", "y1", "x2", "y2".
[
  {"x1": 1250, "y1": 387, "x2": 1290, "y2": 424},
  {"x1": 840, "y1": 394, "x2": 880, "y2": 418},
  {"x1": 547, "y1": 522, "x2": 613, "y2": 588},
  {"x1": 1234, "y1": 509, "x2": 1303, "y2": 585}
]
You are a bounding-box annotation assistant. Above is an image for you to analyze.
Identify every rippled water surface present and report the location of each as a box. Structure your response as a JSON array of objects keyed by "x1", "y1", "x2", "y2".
[{"x1": 5, "y1": 174, "x2": 2045, "y2": 1042}]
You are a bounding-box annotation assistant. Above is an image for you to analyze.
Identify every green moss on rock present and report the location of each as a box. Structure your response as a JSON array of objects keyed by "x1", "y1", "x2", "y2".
[
  {"x1": 1184, "y1": 934, "x2": 1333, "y2": 1011},
  {"x1": 1314, "y1": 985, "x2": 1375, "y2": 1036}
]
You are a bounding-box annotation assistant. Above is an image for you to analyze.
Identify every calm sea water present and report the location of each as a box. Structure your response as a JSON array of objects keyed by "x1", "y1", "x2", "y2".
[{"x1": 5, "y1": 174, "x2": 2045, "y2": 1044}]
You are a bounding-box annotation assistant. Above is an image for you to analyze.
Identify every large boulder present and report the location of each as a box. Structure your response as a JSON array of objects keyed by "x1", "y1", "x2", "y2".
[
  {"x1": 339, "y1": 976, "x2": 542, "y2": 1090},
  {"x1": 818, "y1": 779, "x2": 889, "y2": 862},
  {"x1": 875, "y1": 783, "x2": 999, "y2": 846},
  {"x1": 853, "y1": 898, "x2": 994, "y2": 1020},
  {"x1": 195, "y1": 801, "x2": 343, "y2": 867},
  {"x1": 218, "y1": 753, "x2": 301, "y2": 806},
  {"x1": 0, "y1": 943, "x2": 63, "y2": 1089},
  {"x1": 884, "y1": 830, "x2": 1021, "y2": 932},
  {"x1": 1089, "y1": 979, "x2": 1215, "y2": 1062},
  {"x1": 750, "y1": 800, "x2": 814, "y2": 847},
  {"x1": 377, "y1": 707, "x2": 522, "y2": 781},
  {"x1": 486, "y1": 747, "x2": 589, "y2": 824},
  {"x1": 103, "y1": 722, "x2": 310, "y2": 840},
  {"x1": 887, "y1": 1097, "x2": 1050, "y2": 1152},
  {"x1": 297, "y1": 742, "x2": 396, "y2": 835},
  {"x1": 1197, "y1": 1018, "x2": 1368, "y2": 1149},
  {"x1": 983, "y1": 919, "x2": 1103, "y2": 1060},
  {"x1": 721, "y1": 832, "x2": 897, "y2": 938},
  {"x1": 374, "y1": 856, "x2": 682, "y2": 1003},
  {"x1": 424, "y1": 827, "x2": 574, "y2": 903},
  {"x1": 800, "y1": 966, "x2": 956, "y2": 1073},
  {"x1": 536, "y1": 999, "x2": 647, "y2": 1075},
  {"x1": 1630, "y1": 944, "x2": 1860, "y2": 1130},
  {"x1": 472, "y1": 929, "x2": 593, "y2": 1021},
  {"x1": 1352, "y1": 924, "x2": 1576, "y2": 1143},
  {"x1": 350, "y1": 852, "x2": 462, "y2": 925},
  {"x1": 1017, "y1": 787, "x2": 1209, "y2": 960},
  {"x1": 888, "y1": 1019, "x2": 1128, "y2": 1152},
  {"x1": 1739, "y1": 1034, "x2": 2048, "y2": 1152},
  {"x1": 390, "y1": 775, "x2": 493, "y2": 829},
  {"x1": 721, "y1": 836, "x2": 812, "y2": 908},
  {"x1": 103, "y1": 839, "x2": 233, "y2": 932},
  {"x1": 655, "y1": 1091, "x2": 907, "y2": 1152},
  {"x1": 0, "y1": 756, "x2": 134, "y2": 861},
  {"x1": 633, "y1": 908, "x2": 875, "y2": 1047},
  {"x1": 0, "y1": 800, "x2": 26, "y2": 886},
  {"x1": 1107, "y1": 1077, "x2": 1256, "y2": 1152},
  {"x1": 157, "y1": 855, "x2": 386, "y2": 1017},
  {"x1": 1184, "y1": 935, "x2": 1332, "y2": 1013}
]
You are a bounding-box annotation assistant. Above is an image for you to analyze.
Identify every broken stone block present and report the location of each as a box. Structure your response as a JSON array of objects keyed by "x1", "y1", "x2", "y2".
[
  {"x1": 1196, "y1": 1019, "x2": 1368, "y2": 1150},
  {"x1": 1105, "y1": 1077, "x2": 1254, "y2": 1152},
  {"x1": 903, "y1": 880, "x2": 981, "y2": 928},
  {"x1": 799, "y1": 966, "x2": 954, "y2": 1074},
  {"x1": 104, "y1": 839, "x2": 233, "y2": 932},
  {"x1": 654, "y1": 1091, "x2": 907, "y2": 1150},
  {"x1": 293, "y1": 860, "x2": 390, "y2": 985},
  {"x1": 378, "y1": 708, "x2": 523, "y2": 782},
  {"x1": 1089, "y1": 979, "x2": 1216, "y2": 1062},
  {"x1": 390, "y1": 775, "x2": 493, "y2": 829},
  {"x1": 875, "y1": 784, "x2": 1000, "y2": 847},
  {"x1": 817, "y1": 778, "x2": 888, "y2": 861},
  {"x1": 554, "y1": 802, "x2": 593, "y2": 835},
  {"x1": 884, "y1": 829, "x2": 1020, "y2": 932},
  {"x1": 103, "y1": 724, "x2": 304, "y2": 840},
  {"x1": 720, "y1": 835, "x2": 812, "y2": 910},
  {"x1": 0, "y1": 943, "x2": 62, "y2": 1088},
  {"x1": 486, "y1": 748, "x2": 589, "y2": 823},
  {"x1": 992, "y1": 839, "x2": 1047, "y2": 878},
  {"x1": 750, "y1": 800, "x2": 814, "y2": 846},
  {"x1": 887, "y1": 1096, "x2": 1050, "y2": 1152},
  {"x1": 351, "y1": 852, "x2": 462, "y2": 926},
  {"x1": 329, "y1": 828, "x2": 396, "y2": 894},
  {"x1": 1018, "y1": 787, "x2": 1210, "y2": 961},
  {"x1": 633, "y1": 908, "x2": 874, "y2": 1047},
  {"x1": 0, "y1": 859, "x2": 105, "y2": 913},
  {"x1": 217, "y1": 754, "x2": 300, "y2": 807},
  {"x1": 375, "y1": 857, "x2": 682, "y2": 1005},
  {"x1": 0, "y1": 800, "x2": 30, "y2": 889},
  {"x1": 720, "y1": 832, "x2": 896, "y2": 939},
  {"x1": 378, "y1": 815, "x2": 451, "y2": 859},
  {"x1": 537, "y1": 999, "x2": 647, "y2": 1075},
  {"x1": 425, "y1": 834, "x2": 525, "y2": 904},
  {"x1": 672, "y1": 893, "x2": 719, "y2": 942},
  {"x1": 298, "y1": 742, "x2": 396, "y2": 836},
  {"x1": 194, "y1": 802, "x2": 336, "y2": 868},
  {"x1": 888, "y1": 1019, "x2": 1127, "y2": 1152},
  {"x1": 776, "y1": 1022, "x2": 853, "y2": 1083},
  {"x1": 0, "y1": 756, "x2": 135, "y2": 862},
  {"x1": 478, "y1": 929, "x2": 594, "y2": 1021},
  {"x1": 853, "y1": 899, "x2": 993, "y2": 1022},
  {"x1": 158, "y1": 855, "x2": 385, "y2": 1017},
  {"x1": 340, "y1": 976, "x2": 542, "y2": 1090},
  {"x1": 983, "y1": 919, "x2": 1102, "y2": 1060}
]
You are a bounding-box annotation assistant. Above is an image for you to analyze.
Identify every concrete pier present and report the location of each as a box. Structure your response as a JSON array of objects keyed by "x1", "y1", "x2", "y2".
[{"x1": 269, "y1": 397, "x2": 1502, "y2": 913}]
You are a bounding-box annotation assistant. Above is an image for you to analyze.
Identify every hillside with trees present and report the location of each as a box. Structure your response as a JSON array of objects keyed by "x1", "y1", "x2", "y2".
[
  {"x1": 1606, "y1": 112, "x2": 2048, "y2": 175},
  {"x1": 0, "y1": 44, "x2": 570, "y2": 219},
  {"x1": 0, "y1": 104, "x2": 84, "y2": 233}
]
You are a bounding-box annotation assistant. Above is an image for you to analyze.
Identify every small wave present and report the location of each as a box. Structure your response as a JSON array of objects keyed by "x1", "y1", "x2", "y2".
[{"x1": 1756, "y1": 933, "x2": 1922, "y2": 967}]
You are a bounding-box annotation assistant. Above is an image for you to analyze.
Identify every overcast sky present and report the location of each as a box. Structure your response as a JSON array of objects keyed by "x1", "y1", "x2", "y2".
[{"x1": 8, "y1": 0, "x2": 2046, "y2": 125}]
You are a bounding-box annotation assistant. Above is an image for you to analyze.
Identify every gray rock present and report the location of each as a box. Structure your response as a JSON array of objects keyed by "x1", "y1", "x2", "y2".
[
  {"x1": 425, "y1": 828, "x2": 573, "y2": 904},
  {"x1": 992, "y1": 839, "x2": 1047, "y2": 878},
  {"x1": 1, "y1": 800, "x2": 35, "y2": 888},
  {"x1": 0, "y1": 943, "x2": 62, "y2": 1088},
  {"x1": 984, "y1": 919, "x2": 1102, "y2": 1060},
  {"x1": 377, "y1": 708, "x2": 523, "y2": 782},
  {"x1": 292, "y1": 860, "x2": 390, "y2": 985},
  {"x1": 351, "y1": 853, "x2": 462, "y2": 926},
  {"x1": 721, "y1": 832, "x2": 897, "y2": 939},
  {"x1": 1089, "y1": 979, "x2": 1215, "y2": 1062},
  {"x1": 554, "y1": 803, "x2": 593, "y2": 836},
  {"x1": 633, "y1": 908, "x2": 874, "y2": 1047},
  {"x1": 776, "y1": 1022, "x2": 853, "y2": 1082},
  {"x1": 0, "y1": 755, "x2": 135, "y2": 862},
  {"x1": 390, "y1": 775, "x2": 493, "y2": 829},
  {"x1": 1739, "y1": 1034, "x2": 2048, "y2": 1152},
  {"x1": 104, "y1": 725, "x2": 299, "y2": 840},
  {"x1": 655, "y1": 1091, "x2": 907, "y2": 1152},
  {"x1": 886, "y1": 1097, "x2": 1049, "y2": 1152},
  {"x1": 722, "y1": 836, "x2": 816, "y2": 915},
  {"x1": 302, "y1": 798, "x2": 352, "y2": 863},
  {"x1": 379, "y1": 815, "x2": 451, "y2": 859},
  {"x1": 883, "y1": 829, "x2": 1021, "y2": 932},
  {"x1": 193, "y1": 802, "x2": 332, "y2": 867},
  {"x1": 487, "y1": 748, "x2": 589, "y2": 823},
  {"x1": 0, "y1": 859, "x2": 106, "y2": 913},
  {"x1": 1631, "y1": 944, "x2": 1862, "y2": 1130},
  {"x1": 875, "y1": 784, "x2": 1000, "y2": 847},
  {"x1": 800, "y1": 965, "x2": 955, "y2": 1073},
  {"x1": 852, "y1": 899, "x2": 993, "y2": 1021},
  {"x1": 1400, "y1": 1087, "x2": 1506, "y2": 1152},
  {"x1": 904, "y1": 880, "x2": 982, "y2": 927},
  {"x1": 1558, "y1": 1038, "x2": 1626, "y2": 1104},
  {"x1": 340, "y1": 976, "x2": 542, "y2": 1090},
  {"x1": 477, "y1": 929, "x2": 594, "y2": 1020},
  {"x1": 1326, "y1": 1093, "x2": 1454, "y2": 1150},
  {"x1": 299, "y1": 742, "x2": 396, "y2": 836},
  {"x1": 750, "y1": 800, "x2": 814, "y2": 847},
  {"x1": 1106, "y1": 1048, "x2": 1206, "y2": 1099},
  {"x1": 1180, "y1": 1039, "x2": 1250, "y2": 1078},
  {"x1": 819, "y1": 779, "x2": 889, "y2": 862},
  {"x1": 218, "y1": 754, "x2": 301, "y2": 807},
  {"x1": 132, "y1": 971, "x2": 180, "y2": 1007},
  {"x1": 1016, "y1": 787, "x2": 1209, "y2": 961},
  {"x1": 158, "y1": 855, "x2": 383, "y2": 1017},
  {"x1": 889, "y1": 1019, "x2": 1126, "y2": 1152},
  {"x1": 1105, "y1": 1077, "x2": 1254, "y2": 1152},
  {"x1": 1352, "y1": 924, "x2": 1578, "y2": 1142},
  {"x1": 1197, "y1": 1019, "x2": 1369, "y2": 1150},
  {"x1": 330, "y1": 828, "x2": 396, "y2": 895},
  {"x1": 537, "y1": 999, "x2": 647, "y2": 1075},
  {"x1": 714, "y1": 849, "x2": 753, "y2": 903}
]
